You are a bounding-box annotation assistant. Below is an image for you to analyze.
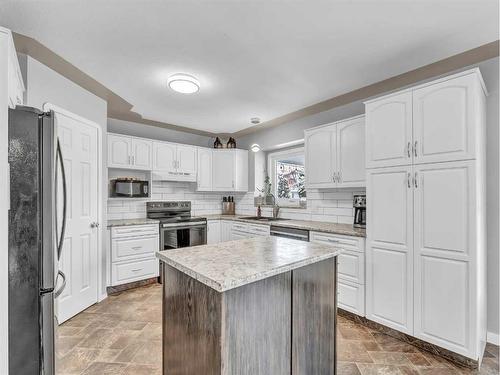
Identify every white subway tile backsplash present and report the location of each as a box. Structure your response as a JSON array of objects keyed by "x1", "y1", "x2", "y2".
[{"x1": 107, "y1": 180, "x2": 364, "y2": 225}]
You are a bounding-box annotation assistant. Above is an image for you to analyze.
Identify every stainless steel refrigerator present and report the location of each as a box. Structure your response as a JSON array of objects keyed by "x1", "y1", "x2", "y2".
[{"x1": 8, "y1": 106, "x2": 67, "y2": 375}]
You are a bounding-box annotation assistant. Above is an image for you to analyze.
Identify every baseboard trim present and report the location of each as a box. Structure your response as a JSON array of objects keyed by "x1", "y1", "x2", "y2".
[
  {"x1": 487, "y1": 331, "x2": 499, "y2": 345},
  {"x1": 106, "y1": 277, "x2": 158, "y2": 295}
]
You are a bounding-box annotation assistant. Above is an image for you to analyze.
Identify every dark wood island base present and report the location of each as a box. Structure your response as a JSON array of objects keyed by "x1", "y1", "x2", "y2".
[{"x1": 161, "y1": 258, "x2": 337, "y2": 375}]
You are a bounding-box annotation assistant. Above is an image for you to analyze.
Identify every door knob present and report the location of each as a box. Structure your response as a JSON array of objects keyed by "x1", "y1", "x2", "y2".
[{"x1": 90, "y1": 222, "x2": 100, "y2": 228}]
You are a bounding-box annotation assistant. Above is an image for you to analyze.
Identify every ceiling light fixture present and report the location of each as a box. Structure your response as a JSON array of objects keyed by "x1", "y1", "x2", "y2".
[
  {"x1": 167, "y1": 73, "x2": 200, "y2": 94},
  {"x1": 250, "y1": 144, "x2": 261, "y2": 152}
]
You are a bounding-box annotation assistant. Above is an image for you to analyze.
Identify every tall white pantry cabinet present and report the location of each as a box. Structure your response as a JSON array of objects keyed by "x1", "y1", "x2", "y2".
[{"x1": 364, "y1": 68, "x2": 487, "y2": 361}]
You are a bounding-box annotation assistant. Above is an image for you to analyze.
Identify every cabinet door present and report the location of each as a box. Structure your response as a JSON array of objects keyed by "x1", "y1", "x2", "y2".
[
  {"x1": 234, "y1": 150, "x2": 248, "y2": 192},
  {"x1": 197, "y1": 148, "x2": 212, "y2": 191},
  {"x1": 108, "y1": 134, "x2": 132, "y2": 168},
  {"x1": 365, "y1": 92, "x2": 413, "y2": 168},
  {"x1": 413, "y1": 75, "x2": 478, "y2": 164},
  {"x1": 212, "y1": 150, "x2": 235, "y2": 191},
  {"x1": 305, "y1": 127, "x2": 336, "y2": 187},
  {"x1": 413, "y1": 161, "x2": 475, "y2": 356},
  {"x1": 131, "y1": 138, "x2": 152, "y2": 170},
  {"x1": 337, "y1": 116, "x2": 365, "y2": 187},
  {"x1": 207, "y1": 221, "x2": 221, "y2": 244},
  {"x1": 177, "y1": 145, "x2": 197, "y2": 174},
  {"x1": 152, "y1": 142, "x2": 176, "y2": 172},
  {"x1": 366, "y1": 165, "x2": 413, "y2": 334},
  {"x1": 221, "y1": 220, "x2": 233, "y2": 242}
]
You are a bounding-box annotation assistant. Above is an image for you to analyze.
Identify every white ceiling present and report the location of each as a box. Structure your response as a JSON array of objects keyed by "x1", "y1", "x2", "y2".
[{"x1": 1, "y1": 0, "x2": 498, "y2": 134}]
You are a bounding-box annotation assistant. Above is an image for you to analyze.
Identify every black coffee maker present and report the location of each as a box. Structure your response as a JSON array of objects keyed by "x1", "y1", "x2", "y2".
[{"x1": 353, "y1": 195, "x2": 366, "y2": 228}]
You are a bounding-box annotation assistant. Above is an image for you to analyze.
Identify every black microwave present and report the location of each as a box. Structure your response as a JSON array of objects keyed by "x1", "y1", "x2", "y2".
[{"x1": 111, "y1": 179, "x2": 149, "y2": 198}]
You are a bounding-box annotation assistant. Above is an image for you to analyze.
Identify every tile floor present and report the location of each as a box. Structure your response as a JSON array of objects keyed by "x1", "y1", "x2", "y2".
[{"x1": 57, "y1": 283, "x2": 499, "y2": 375}]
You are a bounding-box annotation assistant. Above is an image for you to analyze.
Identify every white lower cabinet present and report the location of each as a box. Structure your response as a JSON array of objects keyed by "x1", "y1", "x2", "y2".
[
  {"x1": 207, "y1": 220, "x2": 221, "y2": 244},
  {"x1": 221, "y1": 220, "x2": 233, "y2": 242},
  {"x1": 110, "y1": 224, "x2": 159, "y2": 286},
  {"x1": 310, "y1": 231, "x2": 366, "y2": 316},
  {"x1": 231, "y1": 222, "x2": 269, "y2": 240}
]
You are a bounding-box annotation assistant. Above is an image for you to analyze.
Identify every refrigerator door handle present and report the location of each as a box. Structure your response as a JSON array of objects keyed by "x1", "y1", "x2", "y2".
[
  {"x1": 56, "y1": 139, "x2": 67, "y2": 260},
  {"x1": 54, "y1": 270, "x2": 66, "y2": 298}
]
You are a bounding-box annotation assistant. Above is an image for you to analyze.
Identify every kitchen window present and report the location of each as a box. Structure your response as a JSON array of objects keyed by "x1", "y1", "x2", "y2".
[{"x1": 267, "y1": 147, "x2": 306, "y2": 208}]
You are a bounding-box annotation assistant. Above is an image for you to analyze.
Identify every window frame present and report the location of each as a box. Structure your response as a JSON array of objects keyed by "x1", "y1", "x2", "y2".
[{"x1": 267, "y1": 146, "x2": 306, "y2": 208}]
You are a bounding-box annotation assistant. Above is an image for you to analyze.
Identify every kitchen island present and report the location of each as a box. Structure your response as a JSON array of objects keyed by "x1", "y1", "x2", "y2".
[{"x1": 156, "y1": 236, "x2": 340, "y2": 375}]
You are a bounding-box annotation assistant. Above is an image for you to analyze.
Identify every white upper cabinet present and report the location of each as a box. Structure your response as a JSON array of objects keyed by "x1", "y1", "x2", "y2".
[
  {"x1": 305, "y1": 115, "x2": 365, "y2": 188},
  {"x1": 153, "y1": 142, "x2": 176, "y2": 172},
  {"x1": 305, "y1": 127, "x2": 335, "y2": 187},
  {"x1": 108, "y1": 134, "x2": 151, "y2": 170},
  {"x1": 197, "y1": 147, "x2": 213, "y2": 191},
  {"x1": 337, "y1": 116, "x2": 365, "y2": 187},
  {"x1": 412, "y1": 74, "x2": 480, "y2": 164},
  {"x1": 209, "y1": 149, "x2": 248, "y2": 192},
  {"x1": 2, "y1": 28, "x2": 25, "y2": 108},
  {"x1": 212, "y1": 150, "x2": 235, "y2": 191},
  {"x1": 365, "y1": 91, "x2": 413, "y2": 168},
  {"x1": 176, "y1": 145, "x2": 197, "y2": 175},
  {"x1": 151, "y1": 141, "x2": 197, "y2": 181},
  {"x1": 108, "y1": 134, "x2": 132, "y2": 168},
  {"x1": 131, "y1": 138, "x2": 152, "y2": 170}
]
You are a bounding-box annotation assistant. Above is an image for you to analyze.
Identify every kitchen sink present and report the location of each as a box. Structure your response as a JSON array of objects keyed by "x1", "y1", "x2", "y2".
[{"x1": 239, "y1": 216, "x2": 290, "y2": 222}]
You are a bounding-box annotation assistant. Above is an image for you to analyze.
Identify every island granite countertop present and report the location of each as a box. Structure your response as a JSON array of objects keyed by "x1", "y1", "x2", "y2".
[
  {"x1": 156, "y1": 236, "x2": 341, "y2": 292},
  {"x1": 195, "y1": 214, "x2": 366, "y2": 237}
]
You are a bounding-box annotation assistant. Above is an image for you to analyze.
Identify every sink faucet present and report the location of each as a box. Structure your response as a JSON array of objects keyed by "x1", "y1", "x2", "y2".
[{"x1": 269, "y1": 193, "x2": 280, "y2": 218}]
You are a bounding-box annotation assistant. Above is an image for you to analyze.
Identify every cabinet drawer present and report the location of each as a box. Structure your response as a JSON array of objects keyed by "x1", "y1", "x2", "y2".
[
  {"x1": 111, "y1": 224, "x2": 158, "y2": 238},
  {"x1": 112, "y1": 235, "x2": 158, "y2": 262},
  {"x1": 338, "y1": 278, "x2": 365, "y2": 316},
  {"x1": 310, "y1": 232, "x2": 365, "y2": 253},
  {"x1": 338, "y1": 250, "x2": 365, "y2": 284},
  {"x1": 231, "y1": 222, "x2": 248, "y2": 232},
  {"x1": 111, "y1": 258, "x2": 159, "y2": 286},
  {"x1": 247, "y1": 223, "x2": 270, "y2": 236}
]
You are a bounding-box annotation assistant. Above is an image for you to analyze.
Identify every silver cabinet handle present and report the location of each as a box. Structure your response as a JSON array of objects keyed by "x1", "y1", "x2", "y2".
[
  {"x1": 414, "y1": 172, "x2": 418, "y2": 188},
  {"x1": 414, "y1": 141, "x2": 418, "y2": 158},
  {"x1": 131, "y1": 268, "x2": 143, "y2": 272},
  {"x1": 407, "y1": 172, "x2": 411, "y2": 188},
  {"x1": 407, "y1": 142, "x2": 411, "y2": 158},
  {"x1": 131, "y1": 246, "x2": 142, "y2": 250}
]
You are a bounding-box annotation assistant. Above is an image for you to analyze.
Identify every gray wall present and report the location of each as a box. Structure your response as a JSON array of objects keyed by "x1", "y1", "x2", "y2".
[
  {"x1": 23, "y1": 55, "x2": 109, "y2": 299},
  {"x1": 240, "y1": 57, "x2": 500, "y2": 338},
  {"x1": 108, "y1": 118, "x2": 213, "y2": 147}
]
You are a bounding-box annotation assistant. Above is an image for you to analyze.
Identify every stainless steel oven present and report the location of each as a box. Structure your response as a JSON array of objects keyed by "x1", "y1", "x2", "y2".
[{"x1": 160, "y1": 221, "x2": 207, "y2": 250}]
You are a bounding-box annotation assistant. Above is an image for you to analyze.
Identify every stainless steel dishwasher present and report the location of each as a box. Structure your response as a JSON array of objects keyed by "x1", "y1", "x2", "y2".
[{"x1": 270, "y1": 225, "x2": 309, "y2": 241}]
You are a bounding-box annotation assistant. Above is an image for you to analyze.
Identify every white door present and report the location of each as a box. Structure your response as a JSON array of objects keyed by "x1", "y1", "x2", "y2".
[
  {"x1": 305, "y1": 127, "x2": 335, "y2": 187},
  {"x1": 197, "y1": 148, "x2": 212, "y2": 191},
  {"x1": 177, "y1": 145, "x2": 197, "y2": 174},
  {"x1": 207, "y1": 221, "x2": 221, "y2": 244},
  {"x1": 412, "y1": 74, "x2": 478, "y2": 164},
  {"x1": 212, "y1": 150, "x2": 234, "y2": 191},
  {"x1": 365, "y1": 91, "x2": 413, "y2": 168},
  {"x1": 131, "y1": 138, "x2": 152, "y2": 170},
  {"x1": 55, "y1": 109, "x2": 99, "y2": 323},
  {"x1": 107, "y1": 134, "x2": 131, "y2": 168},
  {"x1": 413, "y1": 160, "x2": 475, "y2": 356},
  {"x1": 152, "y1": 141, "x2": 176, "y2": 171},
  {"x1": 337, "y1": 116, "x2": 365, "y2": 187},
  {"x1": 366, "y1": 165, "x2": 413, "y2": 334}
]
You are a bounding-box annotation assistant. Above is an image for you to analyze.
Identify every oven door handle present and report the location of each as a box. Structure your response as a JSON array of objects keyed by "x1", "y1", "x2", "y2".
[{"x1": 162, "y1": 222, "x2": 206, "y2": 229}]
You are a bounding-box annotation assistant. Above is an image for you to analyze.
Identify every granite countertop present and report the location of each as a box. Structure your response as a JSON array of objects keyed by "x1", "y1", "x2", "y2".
[
  {"x1": 196, "y1": 214, "x2": 366, "y2": 237},
  {"x1": 156, "y1": 236, "x2": 341, "y2": 292},
  {"x1": 107, "y1": 218, "x2": 160, "y2": 228}
]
